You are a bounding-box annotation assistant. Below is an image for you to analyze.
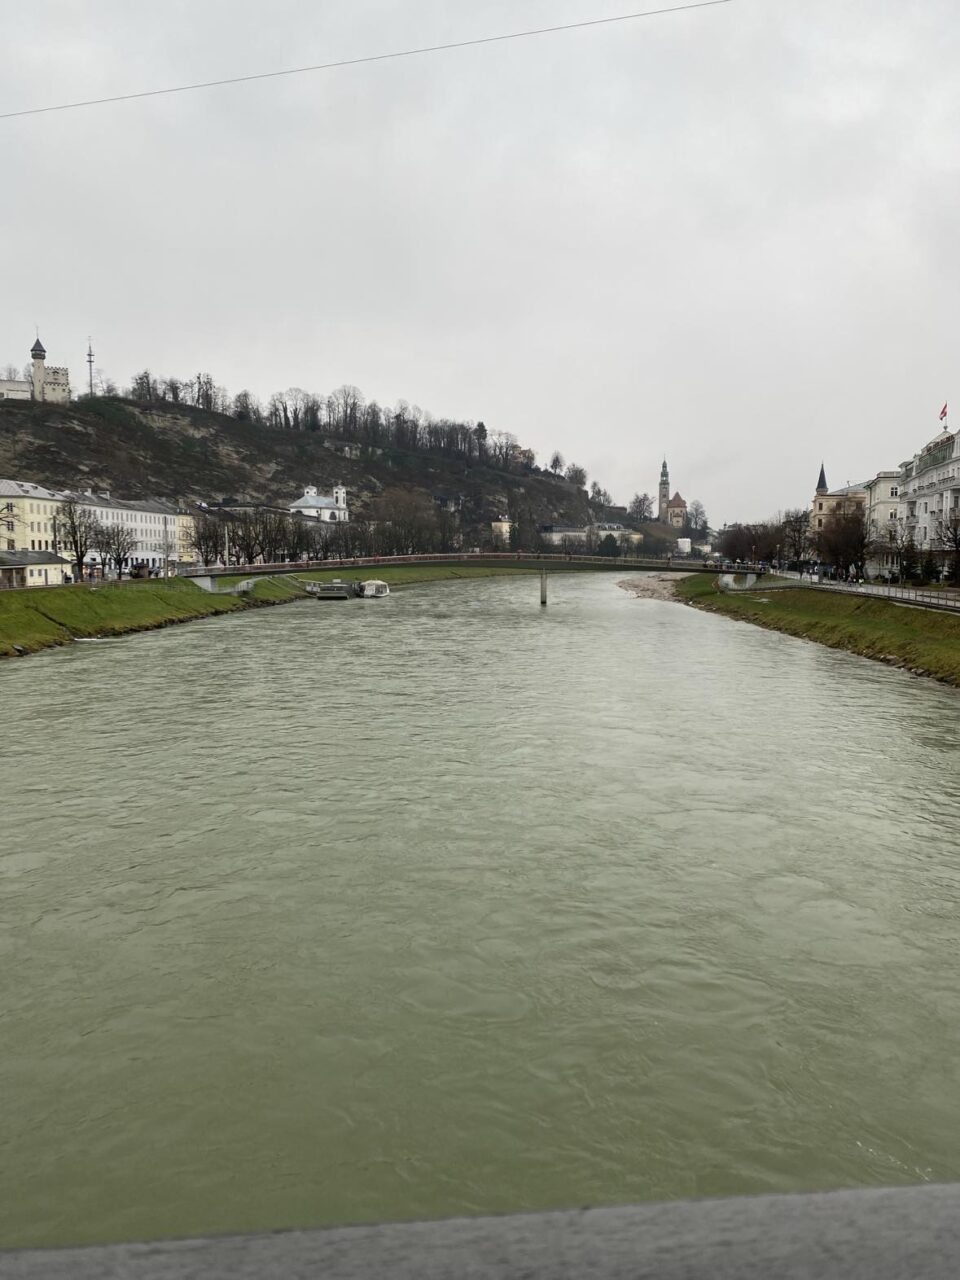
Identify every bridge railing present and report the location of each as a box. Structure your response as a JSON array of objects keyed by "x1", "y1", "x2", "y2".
[{"x1": 777, "y1": 572, "x2": 960, "y2": 615}]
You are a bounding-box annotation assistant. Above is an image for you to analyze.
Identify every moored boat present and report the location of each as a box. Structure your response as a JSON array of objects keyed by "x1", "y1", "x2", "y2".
[
  {"x1": 358, "y1": 579, "x2": 390, "y2": 598},
  {"x1": 308, "y1": 579, "x2": 358, "y2": 600}
]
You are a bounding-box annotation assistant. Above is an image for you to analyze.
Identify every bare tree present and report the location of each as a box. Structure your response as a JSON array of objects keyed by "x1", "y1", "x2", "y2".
[
  {"x1": 286, "y1": 515, "x2": 310, "y2": 562},
  {"x1": 549, "y1": 451, "x2": 565, "y2": 475},
  {"x1": 629, "y1": 493, "x2": 653, "y2": 522},
  {"x1": 54, "y1": 499, "x2": 100, "y2": 581},
  {"x1": 129, "y1": 370, "x2": 158, "y2": 401},
  {"x1": 191, "y1": 513, "x2": 225, "y2": 567},
  {"x1": 257, "y1": 511, "x2": 291, "y2": 563},
  {"x1": 228, "y1": 513, "x2": 262, "y2": 567},
  {"x1": 564, "y1": 463, "x2": 587, "y2": 488},
  {"x1": 816, "y1": 508, "x2": 870, "y2": 579},
  {"x1": 781, "y1": 508, "x2": 810, "y2": 567},
  {"x1": 687, "y1": 499, "x2": 708, "y2": 534},
  {"x1": 369, "y1": 490, "x2": 439, "y2": 555},
  {"x1": 90, "y1": 520, "x2": 113, "y2": 578},
  {"x1": 105, "y1": 521, "x2": 139, "y2": 578},
  {"x1": 935, "y1": 508, "x2": 960, "y2": 584}
]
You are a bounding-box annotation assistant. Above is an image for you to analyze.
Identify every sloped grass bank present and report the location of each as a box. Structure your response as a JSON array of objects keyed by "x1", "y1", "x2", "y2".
[
  {"x1": 1, "y1": 567, "x2": 539, "y2": 659},
  {"x1": 0, "y1": 579, "x2": 291, "y2": 659},
  {"x1": 677, "y1": 575, "x2": 960, "y2": 687}
]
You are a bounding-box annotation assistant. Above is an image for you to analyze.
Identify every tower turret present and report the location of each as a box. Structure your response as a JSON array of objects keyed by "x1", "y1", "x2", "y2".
[
  {"x1": 30, "y1": 337, "x2": 46, "y2": 400},
  {"x1": 816, "y1": 462, "x2": 828, "y2": 494},
  {"x1": 658, "y1": 458, "x2": 670, "y2": 522}
]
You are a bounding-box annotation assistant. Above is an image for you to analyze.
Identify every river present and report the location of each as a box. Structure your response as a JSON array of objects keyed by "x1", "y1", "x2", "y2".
[{"x1": 3, "y1": 573, "x2": 960, "y2": 1248}]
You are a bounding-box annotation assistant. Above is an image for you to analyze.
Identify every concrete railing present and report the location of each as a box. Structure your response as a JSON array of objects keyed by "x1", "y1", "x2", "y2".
[{"x1": 3, "y1": 1184, "x2": 958, "y2": 1278}]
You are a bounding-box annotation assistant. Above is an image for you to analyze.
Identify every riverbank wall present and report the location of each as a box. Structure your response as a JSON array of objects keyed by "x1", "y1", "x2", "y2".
[{"x1": 677, "y1": 574, "x2": 960, "y2": 688}]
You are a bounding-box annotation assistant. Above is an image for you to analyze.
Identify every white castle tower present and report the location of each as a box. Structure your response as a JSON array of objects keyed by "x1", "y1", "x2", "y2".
[{"x1": 29, "y1": 337, "x2": 71, "y2": 404}]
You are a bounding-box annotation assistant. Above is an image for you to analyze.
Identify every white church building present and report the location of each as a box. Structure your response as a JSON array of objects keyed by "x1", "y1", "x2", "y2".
[
  {"x1": 289, "y1": 484, "x2": 349, "y2": 523},
  {"x1": 0, "y1": 338, "x2": 71, "y2": 404}
]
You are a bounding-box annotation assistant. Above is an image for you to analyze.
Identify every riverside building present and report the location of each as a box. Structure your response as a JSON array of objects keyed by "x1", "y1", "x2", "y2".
[
  {"x1": 897, "y1": 428, "x2": 960, "y2": 551},
  {"x1": 0, "y1": 478, "x2": 65, "y2": 555},
  {"x1": 810, "y1": 464, "x2": 867, "y2": 532},
  {"x1": 67, "y1": 492, "x2": 193, "y2": 572},
  {"x1": 864, "y1": 470, "x2": 902, "y2": 576}
]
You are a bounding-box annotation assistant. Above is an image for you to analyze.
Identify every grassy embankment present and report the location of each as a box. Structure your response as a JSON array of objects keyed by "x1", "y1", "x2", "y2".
[
  {"x1": 676, "y1": 574, "x2": 960, "y2": 686},
  {"x1": 0, "y1": 576, "x2": 304, "y2": 659}
]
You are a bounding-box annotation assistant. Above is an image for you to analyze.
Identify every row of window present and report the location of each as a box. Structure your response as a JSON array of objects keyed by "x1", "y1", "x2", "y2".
[{"x1": 20, "y1": 500, "x2": 180, "y2": 524}]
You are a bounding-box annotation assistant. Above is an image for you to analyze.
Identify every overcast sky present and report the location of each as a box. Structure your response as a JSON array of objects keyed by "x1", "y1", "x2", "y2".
[{"x1": 3, "y1": 0, "x2": 958, "y2": 522}]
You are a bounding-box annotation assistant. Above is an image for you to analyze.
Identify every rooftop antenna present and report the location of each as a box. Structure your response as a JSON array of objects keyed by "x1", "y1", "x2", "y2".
[{"x1": 87, "y1": 337, "x2": 95, "y2": 397}]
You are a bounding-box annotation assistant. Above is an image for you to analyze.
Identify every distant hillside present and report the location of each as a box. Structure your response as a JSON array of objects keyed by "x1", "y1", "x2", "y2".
[{"x1": 0, "y1": 397, "x2": 598, "y2": 540}]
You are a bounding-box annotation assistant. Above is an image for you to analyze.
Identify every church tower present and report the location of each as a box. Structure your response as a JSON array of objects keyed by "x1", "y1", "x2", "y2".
[{"x1": 658, "y1": 459, "x2": 670, "y2": 522}]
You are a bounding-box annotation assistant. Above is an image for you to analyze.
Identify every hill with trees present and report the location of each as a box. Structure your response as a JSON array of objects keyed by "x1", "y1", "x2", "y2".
[{"x1": 0, "y1": 371, "x2": 702, "y2": 554}]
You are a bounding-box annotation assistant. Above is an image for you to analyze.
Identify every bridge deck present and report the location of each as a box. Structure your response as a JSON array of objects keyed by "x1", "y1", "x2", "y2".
[{"x1": 184, "y1": 552, "x2": 724, "y2": 579}]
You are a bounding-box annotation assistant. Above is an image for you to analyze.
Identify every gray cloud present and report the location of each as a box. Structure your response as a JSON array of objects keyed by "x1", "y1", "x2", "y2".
[{"x1": 3, "y1": 0, "x2": 958, "y2": 523}]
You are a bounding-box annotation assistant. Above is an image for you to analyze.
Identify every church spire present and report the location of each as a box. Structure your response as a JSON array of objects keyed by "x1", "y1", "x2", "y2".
[
  {"x1": 816, "y1": 462, "x2": 828, "y2": 493},
  {"x1": 658, "y1": 458, "x2": 670, "y2": 521}
]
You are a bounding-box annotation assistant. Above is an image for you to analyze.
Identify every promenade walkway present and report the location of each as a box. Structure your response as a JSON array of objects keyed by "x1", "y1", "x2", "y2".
[{"x1": 775, "y1": 571, "x2": 960, "y2": 616}]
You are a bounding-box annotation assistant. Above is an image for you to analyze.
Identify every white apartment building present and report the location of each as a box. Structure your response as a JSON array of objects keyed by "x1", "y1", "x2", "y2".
[
  {"x1": 71, "y1": 493, "x2": 183, "y2": 571},
  {"x1": 897, "y1": 429, "x2": 960, "y2": 550},
  {"x1": 864, "y1": 470, "x2": 901, "y2": 573}
]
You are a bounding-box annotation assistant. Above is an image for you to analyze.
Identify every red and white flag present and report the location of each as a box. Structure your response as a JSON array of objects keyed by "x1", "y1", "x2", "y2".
[{"x1": 940, "y1": 403, "x2": 948, "y2": 421}]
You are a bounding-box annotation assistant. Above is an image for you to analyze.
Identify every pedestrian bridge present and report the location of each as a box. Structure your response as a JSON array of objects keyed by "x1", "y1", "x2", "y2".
[{"x1": 183, "y1": 551, "x2": 725, "y2": 580}]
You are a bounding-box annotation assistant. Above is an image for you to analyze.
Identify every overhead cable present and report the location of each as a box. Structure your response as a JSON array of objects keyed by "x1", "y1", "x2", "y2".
[{"x1": 1, "y1": 1, "x2": 733, "y2": 121}]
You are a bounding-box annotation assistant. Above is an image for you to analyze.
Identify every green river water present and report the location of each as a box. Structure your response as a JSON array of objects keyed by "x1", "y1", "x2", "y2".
[{"x1": 3, "y1": 574, "x2": 960, "y2": 1248}]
